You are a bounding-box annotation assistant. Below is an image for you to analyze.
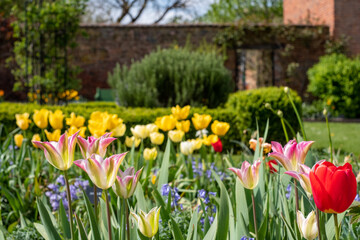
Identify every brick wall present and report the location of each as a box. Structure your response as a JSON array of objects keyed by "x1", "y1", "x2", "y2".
[{"x1": 284, "y1": 0, "x2": 360, "y2": 55}]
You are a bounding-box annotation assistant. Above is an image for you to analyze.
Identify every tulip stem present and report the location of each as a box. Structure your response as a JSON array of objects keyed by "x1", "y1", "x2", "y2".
[
  {"x1": 125, "y1": 199, "x2": 130, "y2": 240},
  {"x1": 294, "y1": 180, "x2": 299, "y2": 213},
  {"x1": 93, "y1": 185, "x2": 98, "y2": 219},
  {"x1": 251, "y1": 190, "x2": 258, "y2": 239},
  {"x1": 334, "y1": 213, "x2": 339, "y2": 240},
  {"x1": 316, "y1": 207, "x2": 322, "y2": 240},
  {"x1": 286, "y1": 90, "x2": 307, "y2": 140},
  {"x1": 280, "y1": 118, "x2": 289, "y2": 142},
  {"x1": 325, "y1": 114, "x2": 334, "y2": 163},
  {"x1": 105, "y1": 189, "x2": 112, "y2": 240},
  {"x1": 64, "y1": 171, "x2": 74, "y2": 240}
]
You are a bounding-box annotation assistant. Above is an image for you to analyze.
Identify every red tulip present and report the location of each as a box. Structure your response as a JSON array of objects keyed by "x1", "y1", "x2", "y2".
[
  {"x1": 211, "y1": 139, "x2": 223, "y2": 153},
  {"x1": 266, "y1": 160, "x2": 278, "y2": 173},
  {"x1": 310, "y1": 161, "x2": 357, "y2": 213}
]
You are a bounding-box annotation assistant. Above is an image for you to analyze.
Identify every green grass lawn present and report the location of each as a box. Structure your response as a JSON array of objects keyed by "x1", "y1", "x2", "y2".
[{"x1": 304, "y1": 121, "x2": 360, "y2": 156}]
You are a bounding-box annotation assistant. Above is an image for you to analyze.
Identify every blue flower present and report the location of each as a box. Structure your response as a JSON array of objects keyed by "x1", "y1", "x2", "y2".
[{"x1": 286, "y1": 184, "x2": 292, "y2": 199}]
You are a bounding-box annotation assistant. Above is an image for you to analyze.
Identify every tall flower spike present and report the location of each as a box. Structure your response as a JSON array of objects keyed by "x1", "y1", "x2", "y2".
[
  {"x1": 33, "y1": 131, "x2": 79, "y2": 171},
  {"x1": 112, "y1": 167, "x2": 142, "y2": 199},
  {"x1": 285, "y1": 164, "x2": 312, "y2": 197},
  {"x1": 268, "y1": 140, "x2": 314, "y2": 172},
  {"x1": 74, "y1": 152, "x2": 127, "y2": 190},
  {"x1": 228, "y1": 160, "x2": 261, "y2": 189},
  {"x1": 131, "y1": 207, "x2": 161, "y2": 238},
  {"x1": 77, "y1": 132, "x2": 116, "y2": 159}
]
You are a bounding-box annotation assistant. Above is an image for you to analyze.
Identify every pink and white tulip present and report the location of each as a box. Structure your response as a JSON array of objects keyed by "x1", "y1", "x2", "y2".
[
  {"x1": 74, "y1": 153, "x2": 127, "y2": 189},
  {"x1": 77, "y1": 132, "x2": 116, "y2": 159},
  {"x1": 285, "y1": 164, "x2": 312, "y2": 197},
  {"x1": 112, "y1": 167, "x2": 143, "y2": 199},
  {"x1": 33, "y1": 131, "x2": 79, "y2": 171},
  {"x1": 228, "y1": 160, "x2": 261, "y2": 189},
  {"x1": 268, "y1": 140, "x2": 314, "y2": 172}
]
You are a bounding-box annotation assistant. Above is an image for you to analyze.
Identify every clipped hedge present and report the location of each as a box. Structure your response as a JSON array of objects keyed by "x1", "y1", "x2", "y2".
[
  {"x1": 225, "y1": 87, "x2": 302, "y2": 143},
  {"x1": 0, "y1": 102, "x2": 244, "y2": 151}
]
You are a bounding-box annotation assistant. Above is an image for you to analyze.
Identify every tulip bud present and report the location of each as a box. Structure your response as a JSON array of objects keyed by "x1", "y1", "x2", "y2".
[
  {"x1": 32, "y1": 134, "x2": 41, "y2": 148},
  {"x1": 143, "y1": 148, "x2": 157, "y2": 161},
  {"x1": 131, "y1": 125, "x2": 149, "y2": 139},
  {"x1": 131, "y1": 207, "x2": 161, "y2": 238},
  {"x1": 180, "y1": 141, "x2": 194, "y2": 155},
  {"x1": 113, "y1": 167, "x2": 142, "y2": 199},
  {"x1": 125, "y1": 136, "x2": 141, "y2": 148},
  {"x1": 265, "y1": 103, "x2": 271, "y2": 109},
  {"x1": 322, "y1": 108, "x2": 328, "y2": 116},
  {"x1": 229, "y1": 160, "x2": 261, "y2": 189},
  {"x1": 14, "y1": 134, "x2": 24, "y2": 148},
  {"x1": 211, "y1": 139, "x2": 223, "y2": 153},
  {"x1": 15, "y1": 113, "x2": 31, "y2": 130},
  {"x1": 49, "y1": 110, "x2": 64, "y2": 130},
  {"x1": 150, "y1": 132, "x2": 164, "y2": 145},
  {"x1": 297, "y1": 211, "x2": 318, "y2": 240},
  {"x1": 284, "y1": 86, "x2": 289, "y2": 94},
  {"x1": 277, "y1": 110, "x2": 283, "y2": 117},
  {"x1": 33, "y1": 109, "x2": 49, "y2": 129}
]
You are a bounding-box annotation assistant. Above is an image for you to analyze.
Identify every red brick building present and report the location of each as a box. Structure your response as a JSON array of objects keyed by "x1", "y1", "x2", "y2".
[{"x1": 284, "y1": 0, "x2": 360, "y2": 55}]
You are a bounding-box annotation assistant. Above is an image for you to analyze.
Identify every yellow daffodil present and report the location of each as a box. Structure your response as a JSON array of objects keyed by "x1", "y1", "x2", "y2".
[
  {"x1": 202, "y1": 134, "x2": 219, "y2": 146},
  {"x1": 211, "y1": 120, "x2": 230, "y2": 136},
  {"x1": 14, "y1": 134, "x2": 24, "y2": 148},
  {"x1": 131, "y1": 207, "x2": 161, "y2": 238},
  {"x1": 15, "y1": 113, "x2": 31, "y2": 130},
  {"x1": 176, "y1": 120, "x2": 190, "y2": 133},
  {"x1": 155, "y1": 115, "x2": 176, "y2": 131},
  {"x1": 111, "y1": 123, "x2": 126, "y2": 137},
  {"x1": 125, "y1": 136, "x2": 141, "y2": 148},
  {"x1": 31, "y1": 134, "x2": 41, "y2": 148},
  {"x1": 45, "y1": 129, "x2": 61, "y2": 142},
  {"x1": 68, "y1": 126, "x2": 86, "y2": 138},
  {"x1": 192, "y1": 113, "x2": 212, "y2": 130},
  {"x1": 150, "y1": 132, "x2": 164, "y2": 145},
  {"x1": 168, "y1": 130, "x2": 184, "y2": 143},
  {"x1": 143, "y1": 148, "x2": 157, "y2": 161},
  {"x1": 33, "y1": 109, "x2": 49, "y2": 129},
  {"x1": 131, "y1": 125, "x2": 149, "y2": 139},
  {"x1": 171, "y1": 105, "x2": 190, "y2": 120},
  {"x1": 66, "y1": 112, "x2": 85, "y2": 128},
  {"x1": 49, "y1": 110, "x2": 64, "y2": 130}
]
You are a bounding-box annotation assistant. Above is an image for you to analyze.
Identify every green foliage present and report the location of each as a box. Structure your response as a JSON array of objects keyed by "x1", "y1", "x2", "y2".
[
  {"x1": 307, "y1": 54, "x2": 360, "y2": 118},
  {"x1": 201, "y1": 0, "x2": 283, "y2": 24},
  {"x1": 6, "y1": 224, "x2": 44, "y2": 240},
  {"x1": 225, "y1": 87, "x2": 302, "y2": 142},
  {"x1": 108, "y1": 47, "x2": 234, "y2": 108},
  {"x1": 9, "y1": 0, "x2": 86, "y2": 103}
]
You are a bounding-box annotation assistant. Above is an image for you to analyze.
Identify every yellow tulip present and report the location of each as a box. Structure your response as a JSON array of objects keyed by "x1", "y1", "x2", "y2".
[
  {"x1": 45, "y1": 129, "x2": 61, "y2": 142},
  {"x1": 176, "y1": 120, "x2": 190, "y2": 133},
  {"x1": 111, "y1": 123, "x2": 126, "y2": 137},
  {"x1": 31, "y1": 134, "x2": 41, "y2": 148},
  {"x1": 15, "y1": 113, "x2": 31, "y2": 130},
  {"x1": 131, "y1": 125, "x2": 149, "y2": 139},
  {"x1": 171, "y1": 105, "x2": 190, "y2": 120},
  {"x1": 49, "y1": 110, "x2": 64, "y2": 130},
  {"x1": 68, "y1": 126, "x2": 87, "y2": 138},
  {"x1": 150, "y1": 132, "x2": 164, "y2": 145},
  {"x1": 66, "y1": 112, "x2": 85, "y2": 128},
  {"x1": 211, "y1": 120, "x2": 230, "y2": 136},
  {"x1": 192, "y1": 113, "x2": 212, "y2": 130},
  {"x1": 125, "y1": 136, "x2": 141, "y2": 148},
  {"x1": 143, "y1": 148, "x2": 157, "y2": 161},
  {"x1": 106, "y1": 114, "x2": 123, "y2": 130},
  {"x1": 14, "y1": 134, "x2": 24, "y2": 148},
  {"x1": 155, "y1": 115, "x2": 176, "y2": 131},
  {"x1": 202, "y1": 134, "x2": 219, "y2": 146},
  {"x1": 88, "y1": 120, "x2": 107, "y2": 138},
  {"x1": 131, "y1": 207, "x2": 161, "y2": 238},
  {"x1": 90, "y1": 111, "x2": 106, "y2": 121},
  {"x1": 33, "y1": 109, "x2": 49, "y2": 129},
  {"x1": 168, "y1": 130, "x2": 184, "y2": 143},
  {"x1": 191, "y1": 138, "x2": 203, "y2": 150},
  {"x1": 146, "y1": 123, "x2": 158, "y2": 134}
]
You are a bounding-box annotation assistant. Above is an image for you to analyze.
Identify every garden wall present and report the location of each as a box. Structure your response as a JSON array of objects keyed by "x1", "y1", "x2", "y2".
[{"x1": 0, "y1": 23, "x2": 329, "y2": 100}]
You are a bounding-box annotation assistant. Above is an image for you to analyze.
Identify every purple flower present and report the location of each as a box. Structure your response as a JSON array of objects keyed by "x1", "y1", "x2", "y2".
[
  {"x1": 286, "y1": 184, "x2": 292, "y2": 199},
  {"x1": 56, "y1": 175, "x2": 65, "y2": 186}
]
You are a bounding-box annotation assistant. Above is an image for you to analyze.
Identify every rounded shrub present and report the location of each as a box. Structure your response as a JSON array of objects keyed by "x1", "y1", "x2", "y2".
[
  {"x1": 225, "y1": 87, "x2": 302, "y2": 143},
  {"x1": 307, "y1": 54, "x2": 360, "y2": 118},
  {"x1": 108, "y1": 47, "x2": 234, "y2": 108}
]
